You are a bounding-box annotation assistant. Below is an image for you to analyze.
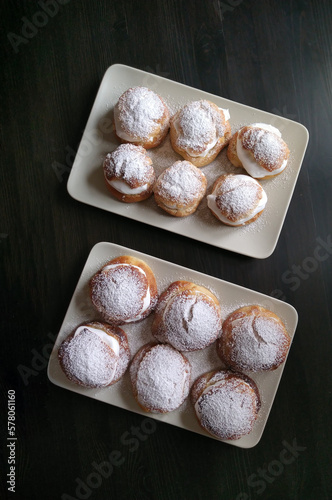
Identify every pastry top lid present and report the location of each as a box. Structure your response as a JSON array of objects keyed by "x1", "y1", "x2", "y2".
[
  {"x1": 156, "y1": 283, "x2": 222, "y2": 351},
  {"x1": 239, "y1": 125, "x2": 289, "y2": 172},
  {"x1": 134, "y1": 344, "x2": 190, "y2": 412},
  {"x1": 154, "y1": 161, "x2": 206, "y2": 206},
  {"x1": 173, "y1": 100, "x2": 226, "y2": 155},
  {"x1": 115, "y1": 87, "x2": 167, "y2": 140},
  {"x1": 103, "y1": 144, "x2": 154, "y2": 188},
  {"x1": 220, "y1": 306, "x2": 290, "y2": 371},
  {"x1": 59, "y1": 327, "x2": 118, "y2": 388},
  {"x1": 213, "y1": 174, "x2": 265, "y2": 222},
  {"x1": 90, "y1": 262, "x2": 150, "y2": 324},
  {"x1": 195, "y1": 371, "x2": 260, "y2": 440}
]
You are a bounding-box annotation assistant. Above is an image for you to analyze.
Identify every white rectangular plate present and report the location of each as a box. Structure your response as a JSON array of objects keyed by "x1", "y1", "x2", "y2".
[
  {"x1": 67, "y1": 64, "x2": 309, "y2": 259},
  {"x1": 48, "y1": 242, "x2": 298, "y2": 448}
]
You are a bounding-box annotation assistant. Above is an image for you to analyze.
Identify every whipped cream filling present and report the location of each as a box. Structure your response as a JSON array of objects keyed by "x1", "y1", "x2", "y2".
[
  {"x1": 102, "y1": 263, "x2": 151, "y2": 321},
  {"x1": 236, "y1": 123, "x2": 287, "y2": 178},
  {"x1": 207, "y1": 175, "x2": 267, "y2": 225},
  {"x1": 114, "y1": 108, "x2": 131, "y2": 141},
  {"x1": 220, "y1": 108, "x2": 230, "y2": 121},
  {"x1": 74, "y1": 326, "x2": 120, "y2": 356},
  {"x1": 251, "y1": 123, "x2": 281, "y2": 136},
  {"x1": 173, "y1": 107, "x2": 230, "y2": 158},
  {"x1": 106, "y1": 178, "x2": 149, "y2": 195},
  {"x1": 160, "y1": 200, "x2": 178, "y2": 210}
]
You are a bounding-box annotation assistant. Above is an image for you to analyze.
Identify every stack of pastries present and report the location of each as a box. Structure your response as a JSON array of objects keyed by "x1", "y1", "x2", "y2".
[
  {"x1": 57, "y1": 252, "x2": 291, "y2": 441},
  {"x1": 57, "y1": 86, "x2": 293, "y2": 442},
  {"x1": 102, "y1": 87, "x2": 290, "y2": 226}
]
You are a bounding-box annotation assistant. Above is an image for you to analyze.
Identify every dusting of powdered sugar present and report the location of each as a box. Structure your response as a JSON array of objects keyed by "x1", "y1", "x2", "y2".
[
  {"x1": 90, "y1": 265, "x2": 148, "y2": 323},
  {"x1": 54, "y1": 244, "x2": 294, "y2": 443},
  {"x1": 105, "y1": 85, "x2": 295, "y2": 237},
  {"x1": 156, "y1": 293, "x2": 222, "y2": 351},
  {"x1": 175, "y1": 100, "x2": 225, "y2": 152},
  {"x1": 135, "y1": 344, "x2": 191, "y2": 412},
  {"x1": 220, "y1": 313, "x2": 290, "y2": 371},
  {"x1": 115, "y1": 87, "x2": 165, "y2": 139},
  {"x1": 103, "y1": 144, "x2": 153, "y2": 186},
  {"x1": 196, "y1": 377, "x2": 259, "y2": 439},
  {"x1": 154, "y1": 161, "x2": 206, "y2": 204},
  {"x1": 241, "y1": 127, "x2": 287, "y2": 171},
  {"x1": 214, "y1": 175, "x2": 263, "y2": 220},
  {"x1": 59, "y1": 328, "x2": 117, "y2": 388}
]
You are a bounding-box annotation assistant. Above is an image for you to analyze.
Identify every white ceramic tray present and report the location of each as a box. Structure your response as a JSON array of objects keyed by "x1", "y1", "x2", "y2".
[
  {"x1": 48, "y1": 242, "x2": 298, "y2": 448},
  {"x1": 67, "y1": 64, "x2": 309, "y2": 259}
]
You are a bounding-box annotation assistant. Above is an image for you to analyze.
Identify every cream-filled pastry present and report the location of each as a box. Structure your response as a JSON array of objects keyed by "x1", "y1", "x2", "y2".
[
  {"x1": 217, "y1": 305, "x2": 291, "y2": 372},
  {"x1": 114, "y1": 87, "x2": 170, "y2": 149},
  {"x1": 170, "y1": 100, "x2": 231, "y2": 167},
  {"x1": 207, "y1": 174, "x2": 267, "y2": 226},
  {"x1": 103, "y1": 144, "x2": 155, "y2": 202},
  {"x1": 227, "y1": 123, "x2": 290, "y2": 179},
  {"x1": 58, "y1": 321, "x2": 130, "y2": 388},
  {"x1": 151, "y1": 281, "x2": 222, "y2": 351},
  {"x1": 153, "y1": 160, "x2": 207, "y2": 217},
  {"x1": 191, "y1": 369, "x2": 261, "y2": 440},
  {"x1": 89, "y1": 256, "x2": 158, "y2": 326},
  {"x1": 130, "y1": 343, "x2": 191, "y2": 413}
]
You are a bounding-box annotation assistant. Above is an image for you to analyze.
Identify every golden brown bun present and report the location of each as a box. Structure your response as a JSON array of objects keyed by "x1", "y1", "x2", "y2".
[
  {"x1": 226, "y1": 131, "x2": 243, "y2": 167},
  {"x1": 153, "y1": 160, "x2": 207, "y2": 217},
  {"x1": 114, "y1": 87, "x2": 170, "y2": 149},
  {"x1": 151, "y1": 280, "x2": 222, "y2": 351},
  {"x1": 103, "y1": 144, "x2": 155, "y2": 203},
  {"x1": 216, "y1": 305, "x2": 291, "y2": 372},
  {"x1": 207, "y1": 174, "x2": 267, "y2": 226},
  {"x1": 89, "y1": 255, "x2": 158, "y2": 326},
  {"x1": 191, "y1": 369, "x2": 261, "y2": 440},
  {"x1": 227, "y1": 125, "x2": 290, "y2": 179},
  {"x1": 58, "y1": 321, "x2": 130, "y2": 388},
  {"x1": 130, "y1": 342, "x2": 191, "y2": 413},
  {"x1": 170, "y1": 100, "x2": 231, "y2": 167}
]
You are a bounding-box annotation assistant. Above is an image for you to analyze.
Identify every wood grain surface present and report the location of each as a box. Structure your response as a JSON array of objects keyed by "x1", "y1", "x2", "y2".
[{"x1": 1, "y1": 1, "x2": 332, "y2": 499}]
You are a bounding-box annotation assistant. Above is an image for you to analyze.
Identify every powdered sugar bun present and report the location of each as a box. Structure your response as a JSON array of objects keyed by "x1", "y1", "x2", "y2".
[
  {"x1": 227, "y1": 123, "x2": 290, "y2": 179},
  {"x1": 153, "y1": 160, "x2": 207, "y2": 217},
  {"x1": 58, "y1": 321, "x2": 130, "y2": 388},
  {"x1": 191, "y1": 369, "x2": 261, "y2": 440},
  {"x1": 170, "y1": 100, "x2": 231, "y2": 167},
  {"x1": 207, "y1": 174, "x2": 267, "y2": 226},
  {"x1": 151, "y1": 281, "x2": 222, "y2": 352},
  {"x1": 217, "y1": 305, "x2": 291, "y2": 372},
  {"x1": 114, "y1": 87, "x2": 170, "y2": 149},
  {"x1": 89, "y1": 256, "x2": 158, "y2": 326},
  {"x1": 130, "y1": 343, "x2": 191, "y2": 413},
  {"x1": 103, "y1": 144, "x2": 155, "y2": 202}
]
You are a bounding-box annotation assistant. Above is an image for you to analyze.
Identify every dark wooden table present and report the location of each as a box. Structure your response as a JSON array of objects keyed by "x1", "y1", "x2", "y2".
[{"x1": 2, "y1": 1, "x2": 332, "y2": 499}]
